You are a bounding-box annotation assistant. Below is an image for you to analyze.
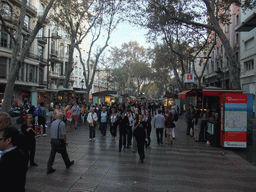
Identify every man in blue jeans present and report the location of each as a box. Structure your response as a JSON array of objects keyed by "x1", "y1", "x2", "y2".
[{"x1": 152, "y1": 109, "x2": 165, "y2": 145}]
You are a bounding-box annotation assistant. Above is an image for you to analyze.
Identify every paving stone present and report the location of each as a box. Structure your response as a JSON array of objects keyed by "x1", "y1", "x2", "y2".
[{"x1": 23, "y1": 116, "x2": 256, "y2": 192}]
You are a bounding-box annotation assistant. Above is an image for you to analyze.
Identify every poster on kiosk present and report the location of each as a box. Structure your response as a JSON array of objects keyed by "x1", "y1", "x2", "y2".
[{"x1": 223, "y1": 94, "x2": 248, "y2": 148}]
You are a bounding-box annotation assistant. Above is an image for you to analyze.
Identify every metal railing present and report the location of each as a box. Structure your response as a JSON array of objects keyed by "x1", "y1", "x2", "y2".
[
  {"x1": 0, "y1": 43, "x2": 12, "y2": 49},
  {"x1": 37, "y1": 37, "x2": 47, "y2": 42},
  {"x1": 49, "y1": 71, "x2": 59, "y2": 77},
  {"x1": 26, "y1": 52, "x2": 40, "y2": 60},
  {"x1": 39, "y1": 56, "x2": 47, "y2": 63},
  {"x1": 51, "y1": 49, "x2": 58, "y2": 56}
]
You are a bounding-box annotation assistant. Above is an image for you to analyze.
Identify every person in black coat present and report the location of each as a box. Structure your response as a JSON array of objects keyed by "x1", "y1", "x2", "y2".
[
  {"x1": 134, "y1": 114, "x2": 147, "y2": 163},
  {"x1": 118, "y1": 111, "x2": 129, "y2": 152},
  {"x1": 21, "y1": 114, "x2": 38, "y2": 166},
  {"x1": 0, "y1": 127, "x2": 28, "y2": 192},
  {"x1": 110, "y1": 108, "x2": 119, "y2": 140}
]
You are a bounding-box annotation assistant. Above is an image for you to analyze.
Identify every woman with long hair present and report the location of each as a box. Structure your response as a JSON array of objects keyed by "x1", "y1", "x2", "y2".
[
  {"x1": 21, "y1": 114, "x2": 38, "y2": 166},
  {"x1": 165, "y1": 112, "x2": 175, "y2": 145},
  {"x1": 65, "y1": 105, "x2": 73, "y2": 132},
  {"x1": 53, "y1": 104, "x2": 62, "y2": 121}
]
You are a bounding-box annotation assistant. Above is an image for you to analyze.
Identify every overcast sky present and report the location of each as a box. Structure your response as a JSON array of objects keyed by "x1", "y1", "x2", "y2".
[{"x1": 108, "y1": 22, "x2": 151, "y2": 49}]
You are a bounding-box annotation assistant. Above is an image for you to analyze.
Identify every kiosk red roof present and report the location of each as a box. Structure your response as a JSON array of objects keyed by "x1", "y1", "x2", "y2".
[{"x1": 178, "y1": 89, "x2": 193, "y2": 99}]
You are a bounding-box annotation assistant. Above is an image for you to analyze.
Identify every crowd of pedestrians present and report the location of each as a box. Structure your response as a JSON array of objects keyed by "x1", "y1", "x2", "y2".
[
  {"x1": 0, "y1": 100, "x2": 180, "y2": 191},
  {"x1": 185, "y1": 105, "x2": 219, "y2": 143}
]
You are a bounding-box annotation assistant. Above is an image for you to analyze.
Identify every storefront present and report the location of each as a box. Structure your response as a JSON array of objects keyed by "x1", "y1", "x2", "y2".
[
  {"x1": 163, "y1": 92, "x2": 179, "y2": 113},
  {"x1": 38, "y1": 88, "x2": 76, "y2": 111},
  {"x1": 92, "y1": 91, "x2": 118, "y2": 106}
]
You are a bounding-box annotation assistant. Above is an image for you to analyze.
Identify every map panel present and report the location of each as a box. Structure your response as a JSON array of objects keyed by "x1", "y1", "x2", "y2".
[{"x1": 224, "y1": 111, "x2": 247, "y2": 132}]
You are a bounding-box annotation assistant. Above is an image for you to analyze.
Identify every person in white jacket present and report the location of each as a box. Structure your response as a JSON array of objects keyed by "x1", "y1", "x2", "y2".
[{"x1": 87, "y1": 108, "x2": 98, "y2": 141}]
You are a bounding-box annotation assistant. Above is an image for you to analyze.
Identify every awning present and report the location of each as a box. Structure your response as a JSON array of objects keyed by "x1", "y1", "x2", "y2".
[
  {"x1": 74, "y1": 90, "x2": 87, "y2": 94},
  {"x1": 178, "y1": 89, "x2": 192, "y2": 99},
  {"x1": 235, "y1": 13, "x2": 256, "y2": 32},
  {"x1": 108, "y1": 94, "x2": 119, "y2": 98}
]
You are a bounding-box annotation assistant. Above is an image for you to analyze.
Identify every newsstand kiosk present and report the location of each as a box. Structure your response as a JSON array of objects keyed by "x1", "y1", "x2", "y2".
[{"x1": 178, "y1": 88, "x2": 253, "y2": 148}]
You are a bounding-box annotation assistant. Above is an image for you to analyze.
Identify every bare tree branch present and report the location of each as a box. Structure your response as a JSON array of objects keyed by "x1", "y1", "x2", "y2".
[{"x1": 0, "y1": 15, "x2": 16, "y2": 44}]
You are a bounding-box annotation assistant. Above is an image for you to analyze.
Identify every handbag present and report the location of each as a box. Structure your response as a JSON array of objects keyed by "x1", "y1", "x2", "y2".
[
  {"x1": 91, "y1": 113, "x2": 97, "y2": 124},
  {"x1": 190, "y1": 127, "x2": 194, "y2": 137},
  {"x1": 56, "y1": 121, "x2": 66, "y2": 153}
]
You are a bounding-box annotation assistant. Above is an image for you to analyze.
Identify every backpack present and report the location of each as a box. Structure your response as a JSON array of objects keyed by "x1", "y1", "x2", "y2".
[
  {"x1": 41, "y1": 107, "x2": 46, "y2": 118},
  {"x1": 174, "y1": 111, "x2": 179, "y2": 121},
  {"x1": 33, "y1": 107, "x2": 42, "y2": 116}
]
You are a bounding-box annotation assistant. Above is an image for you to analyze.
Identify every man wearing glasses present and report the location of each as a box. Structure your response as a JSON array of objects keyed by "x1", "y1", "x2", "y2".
[{"x1": 0, "y1": 127, "x2": 28, "y2": 192}]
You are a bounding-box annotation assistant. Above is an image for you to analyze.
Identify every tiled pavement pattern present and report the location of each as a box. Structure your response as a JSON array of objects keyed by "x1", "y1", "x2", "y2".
[{"x1": 24, "y1": 116, "x2": 256, "y2": 192}]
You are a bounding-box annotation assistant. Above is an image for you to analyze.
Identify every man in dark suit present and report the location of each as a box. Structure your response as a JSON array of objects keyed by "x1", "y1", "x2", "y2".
[{"x1": 0, "y1": 127, "x2": 28, "y2": 192}]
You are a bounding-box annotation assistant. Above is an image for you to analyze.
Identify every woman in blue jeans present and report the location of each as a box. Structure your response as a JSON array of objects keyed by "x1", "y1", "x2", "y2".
[{"x1": 87, "y1": 108, "x2": 98, "y2": 141}]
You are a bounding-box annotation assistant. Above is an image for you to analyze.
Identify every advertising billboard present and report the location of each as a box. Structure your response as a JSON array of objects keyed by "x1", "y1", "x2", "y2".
[{"x1": 224, "y1": 94, "x2": 247, "y2": 148}]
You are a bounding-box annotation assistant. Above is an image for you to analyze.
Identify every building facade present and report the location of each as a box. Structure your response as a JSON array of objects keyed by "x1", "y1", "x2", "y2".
[
  {"x1": 0, "y1": 0, "x2": 91, "y2": 109},
  {"x1": 238, "y1": 8, "x2": 256, "y2": 95},
  {"x1": 203, "y1": 4, "x2": 241, "y2": 89}
]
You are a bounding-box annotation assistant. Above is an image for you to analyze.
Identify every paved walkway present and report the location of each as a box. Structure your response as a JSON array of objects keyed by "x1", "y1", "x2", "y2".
[{"x1": 24, "y1": 116, "x2": 256, "y2": 192}]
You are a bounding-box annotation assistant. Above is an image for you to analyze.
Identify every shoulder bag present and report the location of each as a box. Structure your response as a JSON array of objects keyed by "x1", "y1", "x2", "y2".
[{"x1": 56, "y1": 121, "x2": 66, "y2": 153}]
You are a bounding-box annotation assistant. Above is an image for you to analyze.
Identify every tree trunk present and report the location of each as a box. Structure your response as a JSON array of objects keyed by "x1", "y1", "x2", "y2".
[
  {"x1": 206, "y1": 0, "x2": 241, "y2": 89},
  {"x1": 2, "y1": 60, "x2": 20, "y2": 112},
  {"x1": 215, "y1": 25, "x2": 241, "y2": 89},
  {"x1": 64, "y1": 37, "x2": 75, "y2": 88},
  {"x1": 1, "y1": 0, "x2": 55, "y2": 112}
]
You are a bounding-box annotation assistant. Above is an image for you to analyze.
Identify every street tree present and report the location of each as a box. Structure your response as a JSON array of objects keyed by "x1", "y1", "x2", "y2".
[
  {"x1": 76, "y1": 0, "x2": 124, "y2": 103},
  {"x1": 130, "y1": 61, "x2": 152, "y2": 96},
  {"x1": 111, "y1": 65, "x2": 136, "y2": 92},
  {"x1": 142, "y1": 0, "x2": 243, "y2": 89},
  {"x1": 127, "y1": 0, "x2": 210, "y2": 90},
  {"x1": 141, "y1": 82, "x2": 159, "y2": 98},
  {"x1": 108, "y1": 41, "x2": 152, "y2": 96},
  {"x1": 149, "y1": 44, "x2": 173, "y2": 95},
  {"x1": 46, "y1": 0, "x2": 102, "y2": 88},
  {"x1": 0, "y1": 0, "x2": 56, "y2": 112}
]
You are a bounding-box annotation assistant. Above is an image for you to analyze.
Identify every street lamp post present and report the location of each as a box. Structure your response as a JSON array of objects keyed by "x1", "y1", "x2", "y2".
[
  {"x1": 216, "y1": 68, "x2": 223, "y2": 88},
  {"x1": 81, "y1": 79, "x2": 84, "y2": 91}
]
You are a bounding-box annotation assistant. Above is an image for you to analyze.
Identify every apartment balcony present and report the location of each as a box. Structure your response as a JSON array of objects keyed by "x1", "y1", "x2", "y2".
[
  {"x1": 37, "y1": 37, "x2": 47, "y2": 45},
  {"x1": 1, "y1": 15, "x2": 32, "y2": 34},
  {"x1": 26, "y1": 52, "x2": 40, "y2": 61},
  {"x1": 39, "y1": 79, "x2": 47, "y2": 86},
  {"x1": 39, "y1": 57, "x2": 47, "y2": 66},
  {"x1": 0, "y1": 43, "x2": 12, "y2": 51},
  {"x1": 10, "y1": 0, "x2": 37, "y2": 16},
  {"x1": 51, "y1": 49, "x2": 58, "y2": 58},
  {"x1": 49, "y1": 71, "x2": 59, "y2": 79},
  {"x1": 1, "y1": 15, "x2": 19, "y2": 26}
]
